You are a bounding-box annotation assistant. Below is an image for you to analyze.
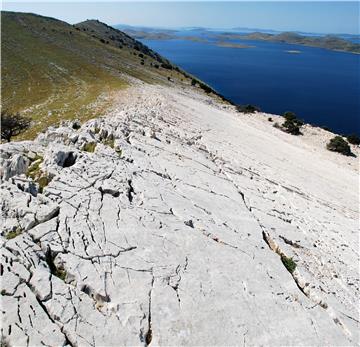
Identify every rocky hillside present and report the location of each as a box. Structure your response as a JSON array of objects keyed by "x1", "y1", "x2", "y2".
[{"x1": 1, "y1": 83, "x2": 359, "y2": 346}]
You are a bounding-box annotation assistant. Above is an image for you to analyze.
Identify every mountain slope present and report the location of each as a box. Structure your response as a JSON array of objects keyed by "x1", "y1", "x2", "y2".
[
  {"x1": 1, "y1": 12, "x2": 192, "y2": 139},
  {"x1": 1, "y1": 83, "x2": 358, "y2": 346}
]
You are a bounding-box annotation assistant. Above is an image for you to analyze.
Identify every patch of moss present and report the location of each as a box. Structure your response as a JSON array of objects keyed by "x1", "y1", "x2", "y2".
[
  {"x1": 26, "y1": 156, "x2": 43, "y2": 180},
  {"x1": 281, "y1": 255, "x2": 297, "y2": 274},
  {"x1": 83, "y1": 142, "x2": 97, "y2": 153},
  {"x1": 55, "y1": 268, "x2": 67, "y2": 281},
  {"x1": 5, "y1": 227, "x2": 23, "y2": 240},
  {"x1": 37, "y1": 175, "x2": 52, "y2": 193},
  {"x1": 102, "y1": 138, "x2": 115, "y2": 148},
  {"x1": 26, "y1": 156, "x2": 52, "y2": 193}
]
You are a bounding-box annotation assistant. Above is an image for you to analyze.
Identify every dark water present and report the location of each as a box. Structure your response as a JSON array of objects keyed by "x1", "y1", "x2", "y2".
[{"x1": 142, "y1": 38, "x2": 360, "y2": 135}]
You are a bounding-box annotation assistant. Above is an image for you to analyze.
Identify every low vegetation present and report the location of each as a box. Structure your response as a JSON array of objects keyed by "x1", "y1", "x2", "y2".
[
  {"x1": 5, "y1": 227, "x2": 23, "y2": 240},
  {"x1": 2, "y1": 12, "x2": 196, "y2": 140},
  {"x1": 280, "y1": 111, "x2": 304, "y2": 135},
  {"x1": 236, "y1": 104, "x2": 261, "y2": 114},
  {"x1": 82, "y1": 142, "x2": 97, "y2": 153},
  {"x1": 326, "y1": 136, "x2": 353, "y2": 156},
  {"x1": 26, "y1": 155, "x2": 53, "y2": 193},
  {"x1": 281, "y1": 255, "x2": 297, "y2": 274},
  {"x1": 102, "y1": 137, "x2": 115, "y2": 148},
  {"x1": 346, "y1": 134, "x2": 360, "y2": 145},
  {"x1": 1, "y1": 111, "x2": 31, "y2": 142}
]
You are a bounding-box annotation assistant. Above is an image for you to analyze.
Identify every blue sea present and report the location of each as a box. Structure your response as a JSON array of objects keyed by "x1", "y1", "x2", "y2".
[{"x1": 142, "y1": 38, "x2": 360, "y2": 135}]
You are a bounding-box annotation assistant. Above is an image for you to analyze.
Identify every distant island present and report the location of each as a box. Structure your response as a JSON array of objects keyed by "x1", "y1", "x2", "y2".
[
  {"x1": 120, "y1": 26, "x2": 360, "y2": 54},
  {"x1": 216, "y1": 41, "x2": 254, "y2": 49},
  {"x1": 215, "y1": 31, "x2": 360, "y2": 54}
]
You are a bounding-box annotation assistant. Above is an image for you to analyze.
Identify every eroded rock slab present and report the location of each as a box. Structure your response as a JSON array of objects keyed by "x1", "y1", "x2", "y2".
[{"x1": 1, "y1": 85, "x2": 358, "y2": 346}]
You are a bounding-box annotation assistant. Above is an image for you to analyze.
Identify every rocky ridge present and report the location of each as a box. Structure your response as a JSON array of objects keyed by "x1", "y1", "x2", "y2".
[{"x1": 1, "y1": 84, "x2": 359, "y2": 346}]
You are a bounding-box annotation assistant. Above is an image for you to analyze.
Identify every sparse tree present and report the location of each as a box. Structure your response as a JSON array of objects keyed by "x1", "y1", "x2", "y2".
[{"x1": 1, "y1": 111, "x2": 31, "y2": 142}]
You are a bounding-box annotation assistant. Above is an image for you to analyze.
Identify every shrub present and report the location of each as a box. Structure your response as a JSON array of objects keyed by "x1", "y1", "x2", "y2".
[
  {"x1": 72, "y1": 121, "x2": 81, "y2": 130},
  {"x1": 281, "y1": 255, "x2": 296, "y2": 274},
  {"x1": 346, "y1": 134, "x2": 360, "y2": 145},
  {"x1": 82, "y1": 142, "x2": 97, "y2": 153},
  {"x1": 327, "y1": 136, "x2": 352, "y2": 156},
  {"x1": 282, "y1": 119, "x2": 301, "y2": 135},
  {"x1": 236, "y1": 104, "x2": 260, "y2": 114},
  {"x1": 1, "y1": 111, "x2": 31, "y2": 142},
  {"x1": 161, "y1": 63, "x2": 173, "y2": 70},
  {"x1": 279, "y1": 111, "x2": 304, "y2": 135},
  {"x1": 283, "y1": 111, "x2": 304, "y2": 126},
  {"x1": 191, "y1": 79, "x2": 197, "y2": 86},
  {"x1": 283, "y1": 111, "x2": 296, "y2": 121},
  {"x1": 268, "y1": 117, "x2": 273, "y2": 122},
  {"x1": 199, "y1": 83, "x2": 212, "y2": 94}
]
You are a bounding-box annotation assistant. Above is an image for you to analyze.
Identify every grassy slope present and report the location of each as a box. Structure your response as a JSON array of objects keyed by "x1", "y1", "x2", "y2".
[{"x1": 1, "y1": 12, "x2": 191, "y2": 139}]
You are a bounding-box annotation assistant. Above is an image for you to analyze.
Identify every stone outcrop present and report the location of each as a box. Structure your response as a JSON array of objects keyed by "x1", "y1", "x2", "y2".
[{"x1": 1, "y1": 85, "x2": 358, "y2": 346}]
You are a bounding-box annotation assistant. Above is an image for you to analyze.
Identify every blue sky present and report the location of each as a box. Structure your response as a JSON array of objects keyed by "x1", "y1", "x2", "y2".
[{"x1": 2, "y1": 1, "x2": 359, "y2": 34}]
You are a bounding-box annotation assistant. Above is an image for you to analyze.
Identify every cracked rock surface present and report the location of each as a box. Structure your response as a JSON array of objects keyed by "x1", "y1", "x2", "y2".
[{"x1": 1, "y1": 85, "x2": 359, "y2": 346}]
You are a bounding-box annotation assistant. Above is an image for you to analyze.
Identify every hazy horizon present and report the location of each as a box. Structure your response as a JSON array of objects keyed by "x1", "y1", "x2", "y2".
[{"x1": 2, "y1": 1, "x2": 359, "y2": 35}]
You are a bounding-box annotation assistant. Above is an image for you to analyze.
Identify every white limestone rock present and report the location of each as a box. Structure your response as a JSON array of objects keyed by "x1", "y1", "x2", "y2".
[{"x1": 0, "y1": 84, "x2": 358, "y2": 346}]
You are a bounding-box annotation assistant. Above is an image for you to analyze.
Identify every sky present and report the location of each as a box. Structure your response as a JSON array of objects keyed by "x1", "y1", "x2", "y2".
[{"x1": 2, "y1": 1, "x2": 359, "y2": 34}]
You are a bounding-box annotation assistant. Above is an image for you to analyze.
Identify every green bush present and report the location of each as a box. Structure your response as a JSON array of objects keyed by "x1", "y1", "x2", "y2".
[
  {"x1": 283, "y1": 111, "x2": 304, "y2": 126},
  {"x1": 346, "y1": 134, "x2": 360, "y2": 145},
  {"x1": 283, "y1": 111, "x2": 296, "y2": 121},
  {"x1": 191, "y1": 79, "x2": 197, "y2": 86},
  {"x1": 327, "y1": 136, "x2": 352, "y2": 156},
  {"x1": 280, "y1": 111, "x2": 304, "y2": 135},
  {"x1": 281, "y1": 255, "x2": 297, "y2": 274},
  {"x1": 236, "y1": 104, "x2": 260, "y2": 114},
  {"x1": 282, "y1": 119, "x2": 301, "y2": 135}
]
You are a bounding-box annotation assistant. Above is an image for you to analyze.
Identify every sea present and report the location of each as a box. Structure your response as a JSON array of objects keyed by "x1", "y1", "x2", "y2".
[{"x1": 141, "y1": 36, "x2": 360, "y2": 135}]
